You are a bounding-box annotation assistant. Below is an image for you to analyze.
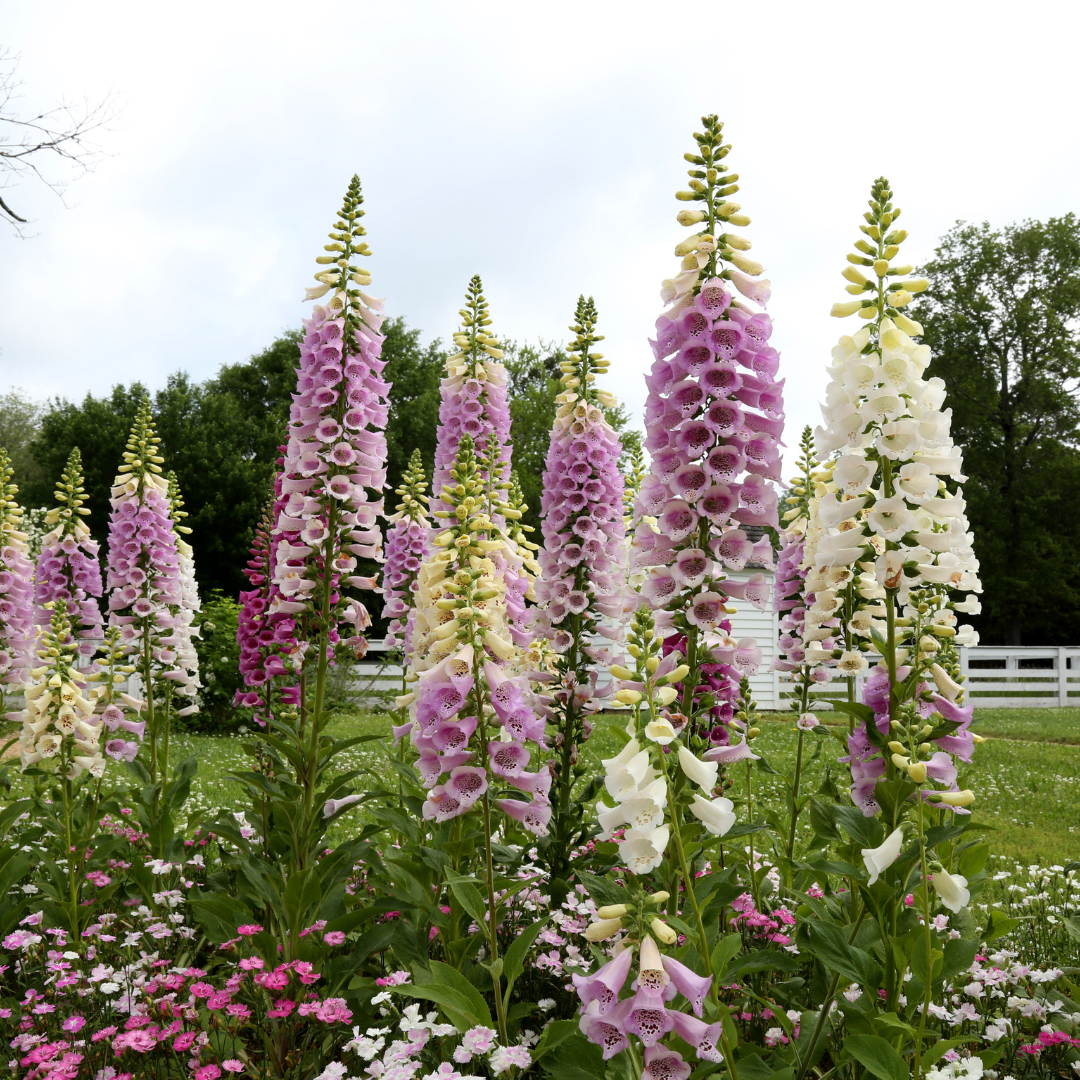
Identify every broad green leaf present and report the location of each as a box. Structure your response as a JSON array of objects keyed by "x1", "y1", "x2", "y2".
[
  {"x1": 539, "y1": 1032, "x2": 607, "y2": 1080},
  {"x1": 532, "y1": 1019, "x2": 579, "y2": 1060},
  {"x1": 394, "y1": 983, "x2": 485, "y2": 1032},
  {"x1": 710, "y1": 932, "x2": 743, "y2": 977},
  {"x1": 428, "y1": 960, "x2": 493, "y2": 1028},
  {"x1": 843, "y1": 1034, "x2": 907, "y2": 1080},
  {"x1": 573, "y1": 870, "x2": 626, "y2": 908},
  {"x1": 803, "y1": 920, "x2": 882, "y2": 988},
  {"x1": 941, "y1": 937, "x2": 979, "y2": 981},
  {"x1": 502, "y1": 918, "x2": 548, "y2": 1004}
]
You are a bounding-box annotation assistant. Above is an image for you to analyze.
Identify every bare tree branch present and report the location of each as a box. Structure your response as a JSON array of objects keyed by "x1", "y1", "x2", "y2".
[{"x1": 0, "y1": 46, "x2": 120, "y2": 236}]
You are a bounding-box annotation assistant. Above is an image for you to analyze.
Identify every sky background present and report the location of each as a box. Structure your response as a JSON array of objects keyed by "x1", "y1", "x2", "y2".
[{"x1": 3, "y1": 0, "x2": 1079, "y2": 474}]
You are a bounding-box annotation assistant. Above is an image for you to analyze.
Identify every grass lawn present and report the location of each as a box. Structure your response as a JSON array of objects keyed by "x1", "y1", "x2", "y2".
[{"x1": 7, "y1": 707, "x2": 1079, "y2": 869}]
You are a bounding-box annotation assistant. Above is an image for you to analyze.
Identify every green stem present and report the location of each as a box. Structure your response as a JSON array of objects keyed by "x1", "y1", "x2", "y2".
[
  {"x1": 795, "y1": 905, "x2": 868, "y2": 1080},
  {"x1": 60, "y1": 772, "x2": 80, "y2": 937}
]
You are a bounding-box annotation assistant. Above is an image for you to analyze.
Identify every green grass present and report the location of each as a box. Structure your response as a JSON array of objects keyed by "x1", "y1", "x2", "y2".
[{"x1": 7, "y1": 707, "x2": 1079, "y2": 868}]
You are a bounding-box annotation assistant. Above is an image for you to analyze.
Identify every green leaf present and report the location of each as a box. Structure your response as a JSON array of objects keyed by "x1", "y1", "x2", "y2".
[
  {"x1": 941, "y1": 937, "x2": 979, "y2": 981},
  {"x1": 394, "y1": 983, "x2": 485, "y2": 1033},
  {"x1": 532, "y1": 1019, "x2": 579, "y2": 1061},
  {"x1": 502, "y1": 918, "x2": 548, "y2": 1005},
  {"x1": 1063, "y1": 916, "x2": 1080, "y2": 944},
  {"x1": 921, "y1": 1038, "x2": 973, "y2": 1070},
  {"x1": 808, "y1": 798, "x2": 840, "y2": 840},
  {"x1": 829, "y1": 700, "x2": 876, "y2": 726},
  {"x1": 574, "y1": 870, "x2": 627, "y2": 908},
  {"x1": 539, "y1": 1033, "x2": 607, "y2": 1080},
  {"x1": 445, "y1": 876, "x2": 488, "y2": 929},
  {"x1": 802, "y1": 920, "x2": 882, "y2": 988},
  {"x1": 710, "y1": 932, "x2": 743, "y2": 977},
  {"x1": 843, "y1": 1034, "x2": 907, "y2": 1080},
  {"x1": 833, "y1": 805, "x2": 884, "y2": 851},
  {"x1": 428, "y1": 960, "x2": 493, "y2": 1028}
]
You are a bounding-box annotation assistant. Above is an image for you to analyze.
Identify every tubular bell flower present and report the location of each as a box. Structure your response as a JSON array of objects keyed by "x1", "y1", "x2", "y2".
[
  {"x1": 815, "y1": 178, "x2": 982, "y2": 822},
  {"x1": 633, "y1": 115, "x2": 781, "y2": 748},
  {"x1": 164, "y1": 472, "x2": 201, "y2": 717},
  {"x1": 381, "y1": 449, "x2": 430, "y2": 654},
  {"x1": 408, "y1": 434, "x2": 545, "y2": 832},
  {"x1": 19, "y1": 601, "x2": 106, "y2": 778},
  {"x1": 105, "y1": 400, "x2": 187, "y2": 784},
  {"x1": 33, "y1": 448, "x2": 104, "y2": 665},
  {"x1": 534, "y1": 296, "x2": 629, "y2": 898},
  {"x1": 271, "y1": 175, "x2": 388, "y2": 672},
  {"x1": 236, "y1": 493, "x2": 301, "y2": 724},
  {"x1": 0, "y1": 449, "x2": 36, "y2": 705}
]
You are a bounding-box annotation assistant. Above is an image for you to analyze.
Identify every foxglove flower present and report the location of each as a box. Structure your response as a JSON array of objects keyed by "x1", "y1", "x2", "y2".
[
  {"x1": 165, "y1": 472, "x2": 201, "y2": 716},
  {"x1": 0, "y1": 449, "x2": 36, "y2": 703},
  {"x1": 33, "y1": 448, "x2": 104, "y2": 666},
  {"x1": 633, "y1": 115, "x2": 780, "y2": 746},
  {"x1": 19, "y1": 601, "x2": 106, "y2": 778},
  {"x1": 381, "y1": 449, "x2": 430, "y2": 653},
  {"x1": 236, "y1": 491, "x2": 301, "y2": 724},
  {"x1": 815, "y1": 179, "x2": 983, "y2": 818},
  {"x1": 407, "y1": 434, "x2": 546, "y2": 833},
  {"x1": 534, "y1": 297, "x2": 629, "y2": 889},
  {"x1": 105, "y1": 400, "x2": 189, "y2": 779},
  {"x1": 271, "y1": 175, "x2": 389, "y2": 669}
]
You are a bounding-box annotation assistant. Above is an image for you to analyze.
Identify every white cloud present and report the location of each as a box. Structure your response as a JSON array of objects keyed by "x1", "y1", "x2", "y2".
[{"x1": 2, "y1": 0, "x2": 1077, "y2": 473}]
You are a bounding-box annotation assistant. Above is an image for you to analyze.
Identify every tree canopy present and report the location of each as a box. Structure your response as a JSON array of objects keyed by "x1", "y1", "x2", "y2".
[{"x1": 919, "y1": 214, "x2": 1080, "y2": 645}]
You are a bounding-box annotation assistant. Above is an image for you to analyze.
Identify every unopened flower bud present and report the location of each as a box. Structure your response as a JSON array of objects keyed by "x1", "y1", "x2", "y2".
[
  {"x1": 647, "y1": 891, "x2": 670, "y2": 905},
  {"x1": 891, "y1": 752, "x2": 910, "y2": 769},
  {"x1": 888, "y1": 741, "x2": 907, "y2": 754},
  {"x1": 831, "y1": 301, "x2": 863, "y2": 318},
  {"x1": 655, "y1": 686, "x2": 679, "y2": 707},
  {"x1": 585, "y1": 917, "x2": 624, "y2": 942},
  {"x1": 907, "y1": 761, "x2": 928, "y2": 783},
  {"x1": 596, "y1": 904, "x2": 628, "y2": 920},
  {"x1": 615, "y1": 689, "x2": 643, "y2": 705},
  {"x1": 650, "y1": 918, "x2": 678, "y2": 945},
  {"x1": 677, "y1": 209, "x2": 706, "y2": 226},
  {"x1": 645, "y1": 656, "x2": 659, "y2": 673},
  {"x1": 610, "y1": 665, "x2": 636, "y2": 681},
  {"x1": 936, "y1": 789, "x2": 976, "y2": 807}
]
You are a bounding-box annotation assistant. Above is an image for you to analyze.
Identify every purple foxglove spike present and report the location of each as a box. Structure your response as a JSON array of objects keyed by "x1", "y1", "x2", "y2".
[
  {"x1": 618, "y1": 993, "x2": 675, "y2": 1048},
  {"x1": 669, "y1": 1011, "x2": 724, "y2": 1062}
]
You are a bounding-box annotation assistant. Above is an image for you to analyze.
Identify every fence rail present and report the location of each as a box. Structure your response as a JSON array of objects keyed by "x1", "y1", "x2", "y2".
[{"x1": 360, "y1": 644, "x2": 1080, "y2": 710}]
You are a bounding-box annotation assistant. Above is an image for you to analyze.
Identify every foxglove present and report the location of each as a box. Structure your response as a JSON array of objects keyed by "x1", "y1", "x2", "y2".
[
  {"x1": 271, "y1": 175, "x2": 389, "y2": 677},
  {"x1": 236, "y1": 491, "x2": 302, "y2": 724},
  {"x1": 382, "y1": 449, "x2": 430, "y2": 654},
  {"x1": 34, "y1": 448, "x2": 104, "y2": 665},
  {"x1": 633, "y1": 115, "x2": 780, "y2": 747},
  {"x1": 105, "y1": 400, "x2": 187, "y2": 782},
  {"x1": 815, "y1": 178, "x2": 983, "y2": 818},
  {"x1": 0, "y1": 449, "x2": 36, "y2": 704}
]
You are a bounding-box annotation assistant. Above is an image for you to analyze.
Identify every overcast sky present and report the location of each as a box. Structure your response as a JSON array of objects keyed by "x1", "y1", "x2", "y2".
[{"x1": 3, "y1": 0, "x2": 1078, "y2": 474}]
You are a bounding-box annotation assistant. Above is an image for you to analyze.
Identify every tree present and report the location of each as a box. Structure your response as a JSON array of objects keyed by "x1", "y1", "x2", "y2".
[
  {"x1": 1, "y1": 47, "x2": 116, "y2": 234},
  {"x1": 24, "y1": 316, "x2": 449, "y2": 600},
  {"x1": 0, "y1": 387, "x2": 44, "y2": 489},
  {"x1": 919, "y1": 215, "x2": 1080, "y2": 645}
]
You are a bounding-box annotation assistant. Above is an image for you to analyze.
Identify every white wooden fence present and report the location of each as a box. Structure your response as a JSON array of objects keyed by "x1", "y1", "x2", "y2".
[{"x1": 959, "y1": 646, "x2": 1080, "y2": 707}]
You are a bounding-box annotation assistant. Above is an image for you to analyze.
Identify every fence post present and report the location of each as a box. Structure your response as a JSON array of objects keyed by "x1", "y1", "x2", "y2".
[{"x1": 1060, "y1": 646, "x2": 1069, "y2": 708}]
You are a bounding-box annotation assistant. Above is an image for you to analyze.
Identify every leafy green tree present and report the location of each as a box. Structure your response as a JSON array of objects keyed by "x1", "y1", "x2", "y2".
[
  {"x1": 919, "y1": 215, "x2": 1080, "y2": 645},
  {"x1": 0, "y1": 387, "x2": 45, "y2": 491},
  {"x1": 25, "y1": 317, "x2": 448, "y2": 599},
  {"x1": 503, "y1": 340, "x2": 641, "y2": 537}
]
